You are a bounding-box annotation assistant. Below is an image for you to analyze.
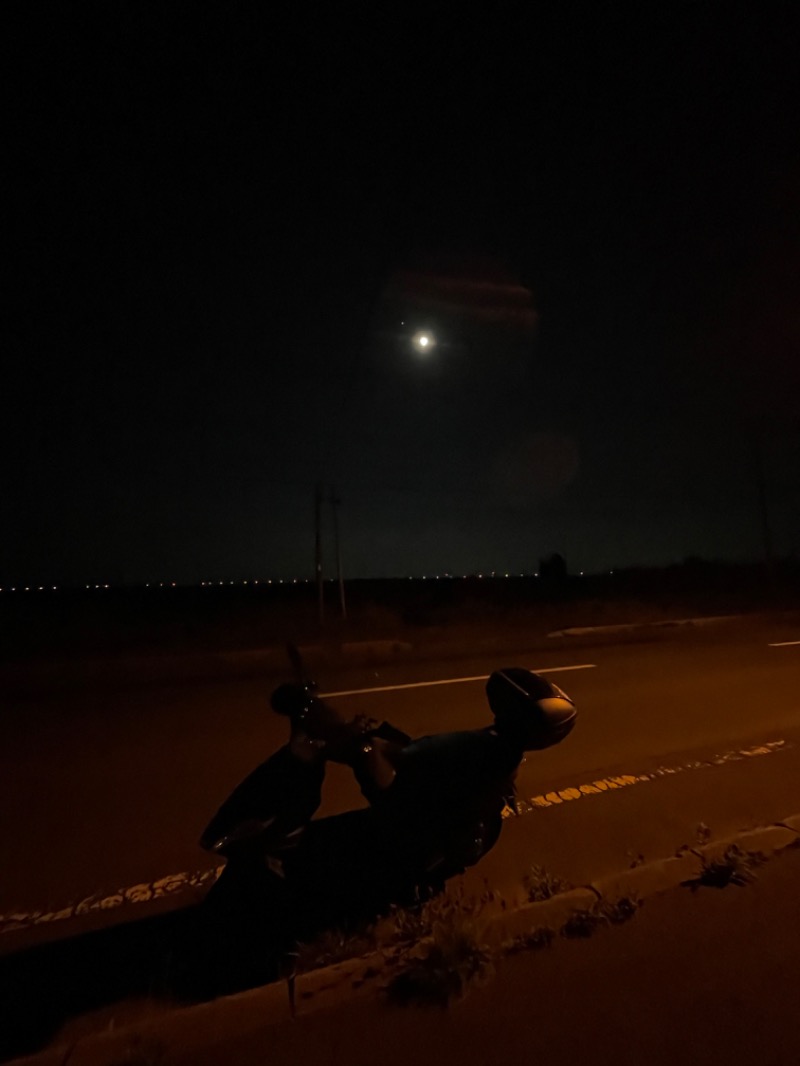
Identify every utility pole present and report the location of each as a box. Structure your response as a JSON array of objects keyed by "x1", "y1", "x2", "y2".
[
  {"x1": 314, "y1": 482, "x2": 324, "y2": 625},
  {"x1": 751, "y1": 428, "x2": 774, "y2": 574},
  {"x1": 330, "y1": 488, "x2": 347, "y2": 619}
]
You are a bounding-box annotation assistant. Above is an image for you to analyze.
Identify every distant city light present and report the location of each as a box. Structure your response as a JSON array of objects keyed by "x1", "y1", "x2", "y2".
[{"x1": 0, "y1": 568, "x2": 611, "y2": 592}]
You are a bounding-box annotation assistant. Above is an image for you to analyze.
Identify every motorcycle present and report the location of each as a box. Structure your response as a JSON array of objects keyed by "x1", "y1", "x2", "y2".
[{"x1": 196, "y1": 652, "x2": 577, "y2": 994}]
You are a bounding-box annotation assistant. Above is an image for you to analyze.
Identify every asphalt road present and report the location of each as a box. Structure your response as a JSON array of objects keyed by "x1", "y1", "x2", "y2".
[{"x1": 2, "y1": 614, "x2": 799, "y2": 951}]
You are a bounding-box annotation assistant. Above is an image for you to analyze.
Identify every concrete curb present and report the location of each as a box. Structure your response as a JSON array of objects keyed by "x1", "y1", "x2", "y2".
[
  {"x1": 689, "y1": 825, "x2": 799, "y2": 866},
  {"x1": 2, "y1": 609, "x2": 769, "y2": 695},
  {"x1": 588, "y1": 853, "x2": 703, "y2": 904},
  {"x1": 0, "y1": 642, "x2": 416, "y2": 695},
  {"x1": 481, "y1": 819, "x2": 800, "y2": 953},
  {"x1": 547, "y1": 613, "x2": 747, "y2": 639},
  {"x1": 12, "y1": 814, "x2": 800, "y2": 1066},
  {"x1": 299, "y1": 640, "x2": 414, "y2": 667},
  {"x1": 482, "y1": 888, "x2": 599, "y2": 948},
  {"x1": 777, "y1": 813, "x2": 800, "y2": 835}
]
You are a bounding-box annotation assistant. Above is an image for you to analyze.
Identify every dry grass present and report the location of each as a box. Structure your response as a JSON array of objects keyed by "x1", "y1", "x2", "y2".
[
  {"x1": 561, "y1": 896, "x2": 641, "y2": 939},
  {"x1": 385, "y1": 891, "x2": 495, "y2": 1007},
  {"x1": 692, "y1": 844, "x2": 764, "y2": 889},
  {"x1": 522, "y1": 863, "x2": 573, "y2": 903}
]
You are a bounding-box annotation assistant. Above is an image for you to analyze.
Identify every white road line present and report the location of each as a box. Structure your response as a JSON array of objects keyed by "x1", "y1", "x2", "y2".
[
  {"x1": 0, "y1": 867, "x2": 224, "y2": 937},
  {"x1": 320, "y1": 663, "x2": 596, "y2": 699},
  {"x1": 1, "y1": 734, "x2": 789, "y2": 938},
  {"x1": 510, "y1": 739, "x2": 789, "y2": 815},
  {"x1": 769, "y1": 641, "x2": 800, "y2": 647}
]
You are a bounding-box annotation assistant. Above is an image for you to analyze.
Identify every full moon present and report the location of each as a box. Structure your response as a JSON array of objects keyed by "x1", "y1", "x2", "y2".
[{"x1": 412, "y1": 330, "x2": 435, "y2": 354}]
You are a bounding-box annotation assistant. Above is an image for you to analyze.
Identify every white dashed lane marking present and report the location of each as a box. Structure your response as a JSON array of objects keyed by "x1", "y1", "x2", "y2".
[
  {"x1": 506, "y1": 739, "x2": 789, "y2": 815},
  {"x1": 0, "y1": 867, "x2": 223, "y2": 937},
  {"x1": 320, "y1": 662, "x2": 596, "y2": 699},
  {"x1": 0, "y1": 736, "x2": 789, "y2": 938}
]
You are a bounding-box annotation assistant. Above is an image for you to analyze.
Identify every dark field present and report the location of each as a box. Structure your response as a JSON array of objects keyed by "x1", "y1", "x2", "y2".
[{"x1": 2, "y1": 560, "x2": 798, "y2": 667}]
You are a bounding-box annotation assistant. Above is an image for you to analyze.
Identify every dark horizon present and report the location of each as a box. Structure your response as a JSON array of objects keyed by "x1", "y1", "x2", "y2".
[{"x1": 1, "y1": 554, "x2": 795, "y2": 598}]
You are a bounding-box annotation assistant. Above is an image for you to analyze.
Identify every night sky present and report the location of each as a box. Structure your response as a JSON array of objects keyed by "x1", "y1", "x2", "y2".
[{"x1": 5, "y1": 5, "x2": 799, "y2": 586}]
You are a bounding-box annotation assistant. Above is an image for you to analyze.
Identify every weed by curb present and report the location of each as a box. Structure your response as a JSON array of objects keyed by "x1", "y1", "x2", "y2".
[
  {"x1": 385, "y1": 892, "x2": 495, "y2": 1007},
  {"x1": 561, "y1": 896, "x2": 641, "y2": 939},
  {"x1": 296, "y1": 925, "x2": 376, "y2": 973},
  {"x1": 505, "y1": 926, "x2": 556, "y2": 954},
  {"x1": 522, "y1": 864, "x2": 573, "y2": 903},
  {"x1": 685, "y1": 844, "x2": 764, "y2": 890}
]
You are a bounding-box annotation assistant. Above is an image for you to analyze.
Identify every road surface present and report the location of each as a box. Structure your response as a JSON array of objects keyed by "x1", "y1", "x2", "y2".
[{"x1": 2, "y1": 614, "x2": 799, "y2": 950}]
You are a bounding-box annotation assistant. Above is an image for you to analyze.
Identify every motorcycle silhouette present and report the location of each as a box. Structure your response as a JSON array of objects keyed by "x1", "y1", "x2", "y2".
[{"x1": 197, "y1": 650, "x2": 577, "y2": 993}]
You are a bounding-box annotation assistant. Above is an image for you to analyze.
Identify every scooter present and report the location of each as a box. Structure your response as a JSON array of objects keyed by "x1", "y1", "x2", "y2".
[{"x1": 196, "y1": 654, "x2": 577, "y2": 993}]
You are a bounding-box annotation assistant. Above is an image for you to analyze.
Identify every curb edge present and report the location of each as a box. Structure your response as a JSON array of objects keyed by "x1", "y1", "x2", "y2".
[{"x1": 14, "y1": 814, "x2": 800, "y2": 1066}]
